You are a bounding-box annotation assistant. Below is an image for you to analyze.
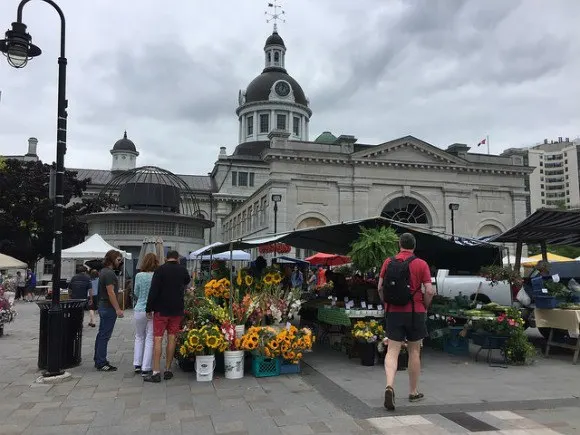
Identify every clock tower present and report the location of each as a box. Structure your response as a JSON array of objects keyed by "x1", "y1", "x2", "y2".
[{"x1": 235, "y1": 27, "x2": 312, "y2": 147}]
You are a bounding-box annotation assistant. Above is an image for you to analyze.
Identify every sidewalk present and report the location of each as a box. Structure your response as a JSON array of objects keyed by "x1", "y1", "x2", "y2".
[{"x1": 0, "y1": 302, "x2": 578, "y2": 435}]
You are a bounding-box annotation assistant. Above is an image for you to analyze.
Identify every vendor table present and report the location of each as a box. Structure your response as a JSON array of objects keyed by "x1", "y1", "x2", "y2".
[
  {"x1": 316, "y1": 307, "x2": 384, "y2": 347},
  {"x1": 535, "y1": 308, "x2": 580, "y2": 364}
]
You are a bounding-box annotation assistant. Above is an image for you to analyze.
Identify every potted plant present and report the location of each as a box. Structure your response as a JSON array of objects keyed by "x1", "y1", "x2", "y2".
[
  {"x1": 178, "y1": 324, "x2": 227, "y2": 382},
  {"x1": 221, "y1": 321, "x2": 245, "y2": 379},
  {"x1": 349, "y1": 226, "x2": 399, "y2": 273},
  {"x1": 277, "y1": 325, "x2": 314, "y2": 374},
  {"x1": 479, "y1": 265, "x2": 523, "y2": 302},
  {"x1": 352, "y1": 320, "x2": 385, "y2": 366},
  {"x1": 239, "y1": 326, "x2": 283, "y2": 377}
]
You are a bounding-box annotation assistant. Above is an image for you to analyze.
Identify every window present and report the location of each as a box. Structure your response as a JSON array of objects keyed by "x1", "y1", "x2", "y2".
[
  {"x1": 231, "y1": 171, "x2": 237, "y2": 186},
  {"x1": 277, "y1": 114, "x2": 286, "y2": 130},
  {"x1": 249, "y1": 172, "x2": 255, "y2": 187},
  {"x1": 43, "y1": 261, "x2": 54, "y2": 276},
  {"x1": 267, "y1": 52, "x2": 271, "y2": 62},
  {"x1": 274, "y1": 52, "x2": 279, "y2": 63},
  {"x1": 247, "y1": 116, "x2": 253, "y2": 136},
  {"x1": 238, "y1": 172, "x2": 248, "y2": 187},
  {"x1": 259, "y1": 114, "x2": 269, "y2": 133},
  {"x1": 540, "y1": 169, "x2": 543, "y2": 174},
  {"x1": 541, "y1": 184, "x2": 544, "y2": 189},
  {"x1": 293, "y1": 116, "x2": 300, "y2": 135}
]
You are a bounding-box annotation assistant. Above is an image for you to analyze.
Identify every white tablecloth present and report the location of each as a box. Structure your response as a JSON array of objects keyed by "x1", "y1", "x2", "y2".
[{"x1": 535, "y1": 309, "x2": 580, "y2": 336}]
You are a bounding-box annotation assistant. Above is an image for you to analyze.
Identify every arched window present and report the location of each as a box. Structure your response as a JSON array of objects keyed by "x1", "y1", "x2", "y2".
[
  {"x1": 382, "y1": 197, "x2": 430, "y2": 224},
  {"x1": 478, "y1": 224, "x2": 502, "y2": 238},
  {"x1": 274, "y1": 52, "x2": 279, "y2": 63},
  {"x1": 296, "y1": 217, "x2": 326, "y2": 257}
]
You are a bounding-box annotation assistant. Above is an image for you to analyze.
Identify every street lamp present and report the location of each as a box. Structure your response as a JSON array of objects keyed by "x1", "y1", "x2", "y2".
[
  {"x1": 271, "y1": 194, "x2": 282, "y2": 258},
  {"x1": 449, "y1": 203, "x2": 459, "y2": 238},
  {"x1": 1, "y1": 0, "x2": 68, "y2": 378}
]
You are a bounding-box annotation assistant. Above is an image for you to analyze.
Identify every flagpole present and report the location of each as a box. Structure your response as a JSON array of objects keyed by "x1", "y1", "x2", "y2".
[{"x1": 487, "y1": 135, "x2": 490, "y2": 155}]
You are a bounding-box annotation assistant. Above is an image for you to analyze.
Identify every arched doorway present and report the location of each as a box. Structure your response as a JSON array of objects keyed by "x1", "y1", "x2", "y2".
[
  {"x1": 382, "y1": 197, "x2": 430, "y2": 225},
  {"x1": 477, "y1": 224, "x2": 502, "y2": 238},
  {"x1": 296, "y1": 217, "x2": 326, "y2": 258}
]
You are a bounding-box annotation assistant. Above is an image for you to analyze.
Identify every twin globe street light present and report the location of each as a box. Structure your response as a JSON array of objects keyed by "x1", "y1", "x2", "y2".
[{"x1": 1, "y1": 0, "x2": 68, "y2": 377}]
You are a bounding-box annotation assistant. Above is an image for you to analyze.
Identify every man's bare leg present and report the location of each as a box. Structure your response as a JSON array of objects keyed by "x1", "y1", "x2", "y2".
[
  {"x1": 165, "y1": 334, "x2": 176, "y2": 371},
  {"x1": 407, "y1": 340, "x2": 422, "y2": 398},
  {"x1": 152, "y1": 336, "x2": 163, "y2": 373},
  {"x1": 384, "y1": 340, "x2": 402, "y2": 410}
]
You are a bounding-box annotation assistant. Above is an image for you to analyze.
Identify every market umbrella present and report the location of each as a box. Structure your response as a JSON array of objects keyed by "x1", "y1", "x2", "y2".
[
  {"x1": 138, "y1": 237, "x2": 165, "y2": 269},
  {"x1": 522, "y1": 253, "x2": 575, "y2": 267},
  {"x1": 0, "y1": 253, "x2": 27, "y2": 269},
  {"x1": 305, "y1": 252, "x2": 351, "y2": 266}
]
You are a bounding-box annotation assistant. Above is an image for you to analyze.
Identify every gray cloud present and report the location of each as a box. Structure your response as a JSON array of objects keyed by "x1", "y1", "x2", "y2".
[{"x1": 0, "y1": 0, "x2": 579, "y2": 173}]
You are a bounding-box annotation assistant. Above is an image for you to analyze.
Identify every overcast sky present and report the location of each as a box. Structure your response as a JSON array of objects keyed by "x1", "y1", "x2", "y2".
[{"x1": 0, "y1": 0, "x2": 579, "y2": 174}]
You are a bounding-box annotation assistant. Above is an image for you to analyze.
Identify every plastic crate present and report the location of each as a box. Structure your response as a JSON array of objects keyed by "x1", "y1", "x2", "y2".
[
  {"x1": 535, "y1": 295, "x2": 560, "y2": 309},
  {"x1": 251, "y1": 355, "x2": 280, "y2": 378},
  {"x1": 279, "y1": 358, "x2": 301, "y2": 374}
]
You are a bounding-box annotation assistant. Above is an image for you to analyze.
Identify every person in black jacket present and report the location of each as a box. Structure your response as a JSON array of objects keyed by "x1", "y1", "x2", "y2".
[
  {"x1": 68, "y1": 265, "x2": 92, "y2": 301},
  {"x1": 144, "y1": 250, "x2": 191, "y2": 383}
]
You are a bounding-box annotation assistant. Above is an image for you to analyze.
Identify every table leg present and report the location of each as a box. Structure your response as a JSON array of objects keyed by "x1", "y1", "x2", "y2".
[
  {"x1": 545, "y1": 328, "x2": 554, "y2": 357},
  {"x1": 573, "y1": 338, "x2": 579, "y2": 365}
]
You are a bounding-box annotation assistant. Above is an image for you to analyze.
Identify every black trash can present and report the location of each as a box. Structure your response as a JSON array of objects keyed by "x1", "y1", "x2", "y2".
[{"x1": 37, "y1": 300, "x2": 86, "y2": 370}]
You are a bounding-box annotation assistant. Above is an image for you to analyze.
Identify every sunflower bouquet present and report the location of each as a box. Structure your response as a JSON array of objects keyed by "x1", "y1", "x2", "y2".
[
  {"x1": 204, "y1": 278, "x2": 231, "y2": 299},
  {"x1": 179, "y1": 324, "x2": 228, "y2": 357},
  {"x1": 277, "y1": 325, "x2": 315, "y2": 364},
  {"x1": 352, "y1": 319, "x2": 384, "y2": 343},
  {"x1": 239, "y1": 326, "x2": 282, "y2": 358}
]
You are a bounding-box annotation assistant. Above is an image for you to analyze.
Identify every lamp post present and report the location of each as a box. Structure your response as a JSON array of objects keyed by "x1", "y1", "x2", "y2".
[
  {"x1": 271, "y1": 194, "x2": 282, "y2": 258},
  {"x1": 1, "y1": 0, "x2": 68, "y2": 377},
  {"x1": 449, "y1": 203, "x2": 459, "y2": 239}
]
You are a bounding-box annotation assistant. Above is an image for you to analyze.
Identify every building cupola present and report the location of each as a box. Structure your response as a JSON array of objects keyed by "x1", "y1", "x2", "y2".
[{"x1": 110, "y1": 131, "x2": 139, "y2": 172}]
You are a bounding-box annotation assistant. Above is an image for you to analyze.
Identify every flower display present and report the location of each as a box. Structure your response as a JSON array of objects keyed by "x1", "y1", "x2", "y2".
[
  {"x1": 220, "y1": 321, "x2": 241, "y2": 351},
  {"x1": 204, "y1": 278, "x2": 231, "y2": 299},
  {"x1": 239, "y1": 325, "x2": 315, "y2": 363},
  {"x1": 352, "y1": 319, "x2": 384, "y2": 343},
  {"x1": 179, "y1": 324, "x2": 228, "y2": 357},
  {"x1": 0, "y1": 286, "x2": 16, "y2": 324},
  {"x1": 232, "y1": 294, "x2": 257, "y2": 325}
]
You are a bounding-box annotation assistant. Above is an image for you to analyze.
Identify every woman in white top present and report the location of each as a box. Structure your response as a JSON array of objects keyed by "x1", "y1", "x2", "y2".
[{"x1": 133, "y1": 253, "x2": 158, "y2": 376}]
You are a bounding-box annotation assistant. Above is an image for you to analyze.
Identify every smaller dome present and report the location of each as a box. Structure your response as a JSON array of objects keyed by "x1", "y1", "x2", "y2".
[
  {"x1": 265, "y1": 30, "x2": 285, "y2": 48},
  {"x1": 315, "y1": 131, "x2": 337, "y2": 144},
  {"x1": 112, "y1": 131, "x2": 137, "y2": 152}
]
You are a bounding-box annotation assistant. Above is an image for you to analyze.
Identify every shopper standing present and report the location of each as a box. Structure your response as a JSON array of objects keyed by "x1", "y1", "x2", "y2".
[
  {"x1": 378, "y1": 233, "x2": 434, "y2": 410},
  {"x1": 144, "y1": 250, "x2": 190, "y2": 383},
  {"x1": 88, "y1": 270, "x2": 99, "y2": 327},
  {"x1": 93, "y1": 250, "x2": 124, "y2": 371},
  {"x1": 15, "y1": 271, "x2": 25, "y2": 301},
  {"x1": 133, "y1": 253, "x2": 159, "y2": 376}
]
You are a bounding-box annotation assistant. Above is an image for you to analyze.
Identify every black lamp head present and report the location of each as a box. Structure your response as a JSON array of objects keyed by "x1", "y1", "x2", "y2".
[{"x1": 0, "y1": 22, "x2": 42, "y2": 68}]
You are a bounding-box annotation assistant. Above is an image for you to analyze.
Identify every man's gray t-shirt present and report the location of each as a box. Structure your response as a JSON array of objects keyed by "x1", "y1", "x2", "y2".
[{"x1": 98, "y1": 268, "x2": 118, "y2": 308}]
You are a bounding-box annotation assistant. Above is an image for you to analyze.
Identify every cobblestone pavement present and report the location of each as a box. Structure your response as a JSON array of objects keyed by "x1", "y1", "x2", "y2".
[{"x1": 0, "y1": 301, "x2": 578, "y2": 434}]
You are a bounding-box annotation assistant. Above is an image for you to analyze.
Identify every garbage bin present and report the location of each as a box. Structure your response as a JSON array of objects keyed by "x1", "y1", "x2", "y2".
[{"x1": 37, "y1": 300, "x2": 86, "y2": 370}]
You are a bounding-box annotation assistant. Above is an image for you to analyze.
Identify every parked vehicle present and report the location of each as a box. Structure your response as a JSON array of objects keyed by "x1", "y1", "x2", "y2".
[{"x1": 435, "y1": 269, "x2": 512, "y2": 306}]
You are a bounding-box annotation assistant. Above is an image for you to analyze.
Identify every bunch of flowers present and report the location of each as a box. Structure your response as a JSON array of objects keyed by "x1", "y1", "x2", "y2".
[
  {"x1": 179, "y1": 324, "x2": 228, "y2": 358},
  {"x1": 204, "y1": 278, "x2": 231, "y2": 299},
  {"x1": 220, "y1": 321, "x2": 241, "y2": 351},
  {"x1": 479, "y1": 265, "x2": 523, "y2": 290},
  {"x1": 263, "y1": 271, "x2": 283, "y2": 287},
  {"x1": 352, "y1": 319, "x2": 384, "y2": 343},
  {"x1": 235, "y1": 269, "x2": 255, "y2": 288},
  {"x1": 232, "y1": 294, "x2": 257, "y2": 325},
  {"x1": 239, "y1": 326, "x2": 281, "y2": 358},
  {"x1": 277, "y1": 325, "x2": 314, "y2": 363}
]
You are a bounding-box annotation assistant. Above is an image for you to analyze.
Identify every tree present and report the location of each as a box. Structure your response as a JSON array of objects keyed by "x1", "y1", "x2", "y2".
[{"x1": 0, "y1": 159, "x2": 111, "y2": 268}]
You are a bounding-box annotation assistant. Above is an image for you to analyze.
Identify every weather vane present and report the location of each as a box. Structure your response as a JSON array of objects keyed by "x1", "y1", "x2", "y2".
[{"x1": 265, "y1": 0, "x2": 285, "y2": 32}]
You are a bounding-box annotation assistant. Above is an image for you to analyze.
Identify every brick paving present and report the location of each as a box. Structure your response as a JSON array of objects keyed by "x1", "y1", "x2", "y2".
[{"x1": 0, "y1": 301, "x2": 578, "y2": 434}]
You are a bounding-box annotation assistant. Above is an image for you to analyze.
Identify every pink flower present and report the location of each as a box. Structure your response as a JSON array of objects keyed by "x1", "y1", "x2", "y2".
[{"x1": 508, "y1": 319, "x2": 516, "y2": 327}]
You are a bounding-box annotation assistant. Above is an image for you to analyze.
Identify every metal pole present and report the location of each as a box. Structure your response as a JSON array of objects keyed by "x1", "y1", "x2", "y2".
[
  {"x1": 17, "y1": 0, "x2": 68, "y2": 377},
  {"x1": 273, "y1": 201, "x2": 278, "y2": 258},
  {"x1": 450, "y1": 209, "x2": 455, "y2": 238}
]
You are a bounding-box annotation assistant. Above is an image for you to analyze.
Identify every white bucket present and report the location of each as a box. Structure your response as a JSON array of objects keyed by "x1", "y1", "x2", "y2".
[
  {"x1": 195, "y1": 355, "x2": 216, "y2": 382},
  {"x1": 235, "y1": 324, "x2": 245, "y2": 339},
  {"x1": 224, "y1": 350, "x2": 245, "y2": 380}
]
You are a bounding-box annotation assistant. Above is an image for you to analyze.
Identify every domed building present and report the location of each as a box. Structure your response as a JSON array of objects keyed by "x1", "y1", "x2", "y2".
[
  {"x1": 110, "y1": 131, "x2": 139, "y2": 172},
  {"x1": 84, "y1": 166, "x2": 213, "y2": 260}
]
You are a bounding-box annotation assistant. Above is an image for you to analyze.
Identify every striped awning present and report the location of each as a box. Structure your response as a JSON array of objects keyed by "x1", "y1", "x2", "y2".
[{"x1": 491, "y1": 208, "x2": 580, "y2": 246}]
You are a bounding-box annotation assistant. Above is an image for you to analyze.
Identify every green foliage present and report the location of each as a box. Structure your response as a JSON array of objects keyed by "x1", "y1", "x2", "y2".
[
  {"x1": 0, "y1": 159, "x2": 111, "y2": 267},
  {"x1": 479, "y1": 265, "x2": 523, "y2": 288},
  {"x1": 528, "y1": 243, "x2": 580, "y2": 259},
  {"x1": 348, "y1": 226, "x2": 399, "y2": 272}
]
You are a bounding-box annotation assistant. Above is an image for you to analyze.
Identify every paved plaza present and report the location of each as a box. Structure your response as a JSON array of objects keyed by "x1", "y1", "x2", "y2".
[{"x1": 0, "y1": 302, "x2": 579, "y2": 434}]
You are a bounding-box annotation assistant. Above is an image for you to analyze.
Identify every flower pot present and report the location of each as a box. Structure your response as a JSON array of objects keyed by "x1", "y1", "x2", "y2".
[
  {"x1": 195, "y1": 355, "x2": 216, "y2": 382},
  {"x1": 178, "y1": 357, "x2": 195, "y2": 372},
  {"x1": 358, "y1": 341, "x2": 376, "y2": 366},
  {"x1": 235, "y1": 325, "x2": 245, "y2": 339},
  {"x1": 224, "y1": 350, "x2": 245, "y2": 379}
]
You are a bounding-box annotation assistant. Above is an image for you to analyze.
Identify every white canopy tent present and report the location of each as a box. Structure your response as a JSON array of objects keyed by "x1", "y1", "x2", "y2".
[
  {"x1": 189, "y1": 242, "x2": 223, "y2": 259},
  {"x1": 199, "y1": 250, "x2": 250, "y2": 261},
  {"x1": 0, "y1": 253, "x2": 27, "y2": 269},
  {"x1": 61, "y1": 234, "x2": 132, "y2": 259}
]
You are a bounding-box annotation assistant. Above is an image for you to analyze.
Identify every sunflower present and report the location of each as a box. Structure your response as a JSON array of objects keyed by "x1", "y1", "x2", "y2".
[
  {"x1": 245, "y1": 275, "x2": 254, "y2": 286},
  {"x1": 236, "y1": 270, "x2": 243, "y2": 286},
  {"x1": 272, "y1": 272, "x2": 282, "y2": 284},
  {"x1": 188, "y1": 334, "x2": 200, "y2": 347},
  {"x1": 207, "y1": 336, "x2": 218, "y2": 348},
  {"x1": 196, "y1": 344, "x2": 204, "y2": 352},
  {"x1": 263, "y1": 274, "x2": 273, "y2": 285}
]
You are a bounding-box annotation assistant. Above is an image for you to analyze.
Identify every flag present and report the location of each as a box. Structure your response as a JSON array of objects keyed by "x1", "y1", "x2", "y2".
[
  {"x1": 268, "y1": 3, "x2": 274, "y2": 6},
  {"x1": 477, "y1": 138, "x2": 486, "y2": 147}
]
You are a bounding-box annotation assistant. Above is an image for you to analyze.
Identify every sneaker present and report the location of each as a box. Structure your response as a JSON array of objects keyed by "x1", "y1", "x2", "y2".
[
  {"x1": 134, "y1": 366, "x2": 142, "y2": 374},
  {"x1": 409, "y1": 392, "x2": 424, "y2": 402},
  {"x1": 163, "y1": 370, "x2": 174, "y2": 380},
  {"x1": 144, "y1": 373, "x2": 161, "y2": 383},
  {"x1": 384, "y1": 386, "x2": 395, "y2": 410},
  {"x1": 141, "y1": 370, "x2": 152, "y2": 377},
  {"x1": 97, "y1": 364, "x2": 117, "y2": 372}
]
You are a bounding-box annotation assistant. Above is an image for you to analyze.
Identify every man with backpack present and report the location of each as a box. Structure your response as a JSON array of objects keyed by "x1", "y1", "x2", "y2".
[{"x1": 378, "y1": 232, "x2": 435, "y2": 411}]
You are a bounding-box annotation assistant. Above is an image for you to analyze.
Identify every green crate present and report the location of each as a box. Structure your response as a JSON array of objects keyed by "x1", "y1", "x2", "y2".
[{"x1": 251, "y1": 355, "x2": 281, "y2": 378}]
